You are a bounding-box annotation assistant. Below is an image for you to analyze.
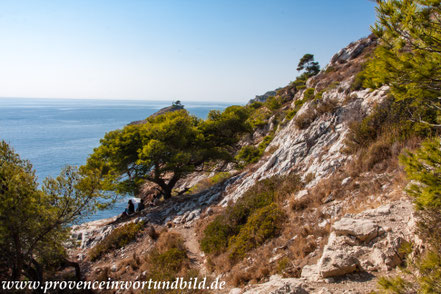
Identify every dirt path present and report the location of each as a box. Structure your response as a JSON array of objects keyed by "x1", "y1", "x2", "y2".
[{"x1": 175, "y1": 225, "x2": 208, "y2": 275}]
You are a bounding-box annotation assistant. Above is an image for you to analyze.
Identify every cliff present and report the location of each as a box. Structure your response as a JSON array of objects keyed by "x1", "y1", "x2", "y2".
[{"x1": 70, "y1": 35, "x2": 420, "y2": 293}]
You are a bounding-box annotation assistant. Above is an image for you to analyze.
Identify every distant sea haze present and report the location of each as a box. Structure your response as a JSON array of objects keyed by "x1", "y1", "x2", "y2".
[{"x1": 0, "y1": 98, "x2": 230, "y2": 222}]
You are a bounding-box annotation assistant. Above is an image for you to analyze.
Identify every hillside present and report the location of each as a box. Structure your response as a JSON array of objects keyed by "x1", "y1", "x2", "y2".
[{"x1": 68, "y1": 34, "x2": 425, "y2": 293}]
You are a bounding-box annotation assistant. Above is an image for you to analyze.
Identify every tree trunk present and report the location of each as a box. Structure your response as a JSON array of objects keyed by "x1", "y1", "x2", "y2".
[
  {"x1": 11, "y1": 232, "x2": 23, "y2": 281},
  {"x1": 152, "y1": 172, "x2": 180, "y2": 200},
  {"x1": 161, "y1": 185, "x2": 173, "y2": 200},
  {"x1": 62, "y1": 259, "x2": 81, "y2": 281}
]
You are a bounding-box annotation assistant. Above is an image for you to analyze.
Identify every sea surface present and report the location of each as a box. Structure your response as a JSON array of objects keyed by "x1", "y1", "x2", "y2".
[{"x1": 0, "y1": 98, "x2": 231, "y2": 222}]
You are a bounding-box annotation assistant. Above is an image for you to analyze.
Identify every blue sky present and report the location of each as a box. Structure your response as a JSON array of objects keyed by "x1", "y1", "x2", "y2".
[{"x1": 0, "y1": 0, "x2": 377, "y2": 102}]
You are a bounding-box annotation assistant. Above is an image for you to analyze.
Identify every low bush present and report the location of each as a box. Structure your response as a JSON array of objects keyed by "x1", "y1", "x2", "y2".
[
  {"x1": 200, "y1": 174, "x2": 302, "y2": 261},
  {"x1": 247, "y1": 106, "x2": 272, "y2": 129},
  {"x1": 228, "y1": 203, "x2": 285, "y2": 261},
  {"x1": 315, "y1": 99, "x2": 338, "y2": 115},
  {"x1": 235, "y1": 145, "x2": 260, "y2": 165},
  {"x1": 236, "y1": 132, "x2": 276, "y2": 166},
  {"x1": 285, "y1": 96, "x2": 308, "y2": 121},
  {"x1": 315, "y1": 89, "x2": 326, "y2": 100},
  {"x1": 143, "y1": 232, "x2": 201, "y2": 294},
  {"x1": 303, "y1": 88, "x2": 315, "y2": 100},
  {"x1": 147, "y1": 248, "x2": 188, "y2": 281},
  {"x1": 210, "y1": 172, "x2": 232, "y2": 184},
  {"x1": 360, "y1": 138, "x2": 392, "y2": 171},
  {"x1": 294, "y1": 110, "x2": 317, "y2": 130},
  {"x1": 200, "y1": 216, "x2": 234, "y2": 255},
  {"x1": 265, "y1": 96, "x2": 282, "y2": 111},
  {"x1": 344, "y1": 97, "x2": 406, "y2": 153},
  {"x1": 89, "y1": 222, "x2": 144, "y2": 261},
  {"x1": 350, "y1": 70, "x2": 367, "y2": 91}
]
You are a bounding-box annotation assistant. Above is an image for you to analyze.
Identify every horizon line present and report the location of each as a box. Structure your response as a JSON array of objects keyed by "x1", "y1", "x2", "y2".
[{"x1": 0, "y1": 96, "x2": 249, "y2": 104}]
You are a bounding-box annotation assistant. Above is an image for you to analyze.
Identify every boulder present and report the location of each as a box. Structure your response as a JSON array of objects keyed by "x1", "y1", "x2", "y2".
[
  {"x1": 318, "y1": 248, "x2": 360, "y2": 278},
  {"x1": 300, "y1": 264, "x2": 320, "y2": 282},
  {"x1": 333, "y1": 218, "x2": 379, "y2": 242}
]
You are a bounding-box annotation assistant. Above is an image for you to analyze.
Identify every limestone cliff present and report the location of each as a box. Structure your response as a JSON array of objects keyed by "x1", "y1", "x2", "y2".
[{"x1": 70, "y1": 35, "x2": 419, "y2": 294}]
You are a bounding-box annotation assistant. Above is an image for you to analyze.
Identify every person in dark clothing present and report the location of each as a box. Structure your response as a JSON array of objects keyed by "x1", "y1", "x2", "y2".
[
  {"x1": 125, "y1": 200, "x2": 135, "y2": 215},
  {"x1": 136, "y1": 199, "x2": 145, "y2": 212}
]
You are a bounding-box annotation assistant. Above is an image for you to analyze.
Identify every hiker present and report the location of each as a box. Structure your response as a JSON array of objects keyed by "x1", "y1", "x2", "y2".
[
  {"x1": 125, "y1": 199, "x2": 135, "y2": 215},
  {"x1": 137, "y1": 199, "x2": 145, "y2": 212}
]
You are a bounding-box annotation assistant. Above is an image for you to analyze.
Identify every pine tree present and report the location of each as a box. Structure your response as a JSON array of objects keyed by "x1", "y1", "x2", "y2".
[
  {"x1": 0, "y1": 141, "x2": 104, "y2": 281},
  {"x1": 400, "y1": 138, "x2": 441, "y2": 210},
  {"x1": 364, "y1": 0, "x2": 441, "y2": 128}
]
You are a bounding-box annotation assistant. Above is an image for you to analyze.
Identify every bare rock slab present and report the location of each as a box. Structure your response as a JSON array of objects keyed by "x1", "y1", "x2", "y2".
[
  {"x1": 318, "y1": 248, "x2": 360, "y2": 278},
  {"x1": 332, "y1": 218, "x2": 379, "y2": 242}
]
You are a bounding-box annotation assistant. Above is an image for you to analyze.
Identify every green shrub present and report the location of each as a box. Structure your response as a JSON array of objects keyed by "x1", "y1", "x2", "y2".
[
  {"x1": 249, "y1": 101, "x2": 263, "y2": 110},
  {"x1": 400, "y1": 138, "x2": 441, "y2": 210},
  {"x1": 236, "y1": 145, "x2": 261, "y2": 165},
  {"x1": 200, "y1": 216, "x2": 233, "y2": 255},
  {"x1": 265, "y1": 96, "x2": 282, "y2": 111},
  {"x1": 286, "y1": 97, "x2": 308, "y2": 121},
  {"x1": 144, "y1": 232, "x2": 197, "y2": 292},
  {"x1": 247, "y1": 107, "x2": 272, "y2": 129},
  {"x1": 277, "y1": 257, "x2": 292, "y2": 276},
  {"x1": 291, "y1": 78, "x2": 307, "y2": 91},
  {"x1": 258, "y1": 133, "x2": 275, "y2": 153},
  {"x1": 315, "y1": 89, "x2": 326, "y2": 100},
  {"x1": 344, "y1": 98, "x2": 411, "y2": 153},
  {"x1": 351, "y1": 71, "x2": 367, "y2": 91},
  {"x1": 210, "y1": 172, "x2": 232, "y2": 184},
  {"x1": 236, "y1": 132, "x2": 276, "y2": 166},
  {"x1": 200, "y1": 174, "x2": 302, "y2": 261},
  {"x1": 228, "y1": 203, "x2": 285, "y2": 261},
  {"x1": 303, "y1": 88, "x2": 315, "y2": 100},
  {"x1": 89, "y1": 222, "x2": 144, "y2": 261}
]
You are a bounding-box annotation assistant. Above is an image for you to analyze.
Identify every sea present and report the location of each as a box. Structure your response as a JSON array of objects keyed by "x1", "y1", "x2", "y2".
[{"x1": 0, "y1": 98, "x2": 232, "y2": 222}]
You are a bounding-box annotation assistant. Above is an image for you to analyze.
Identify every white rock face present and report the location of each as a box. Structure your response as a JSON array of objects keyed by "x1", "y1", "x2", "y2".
[
  {"x1": 319, "y1": 248, "x2": 360, "y2": 278},
  {"x1": 220, "y1": 83, "x2": 389, "y2": 206},
  {"x1": 305, "y1": 201, "x2": 414, "y2": 279},
  {"x1": 332, "y1": 218, "x2": 379, "y2": 242}
]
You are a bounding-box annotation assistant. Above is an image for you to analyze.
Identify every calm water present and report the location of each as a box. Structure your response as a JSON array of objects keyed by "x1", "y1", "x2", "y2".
[{"x1": 0, "y1": 98, "x2": 231, "y2": 222}]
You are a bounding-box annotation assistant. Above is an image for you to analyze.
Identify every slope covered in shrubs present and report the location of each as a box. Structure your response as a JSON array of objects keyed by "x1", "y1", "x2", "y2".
[{"x1": 200, "y1": 174, "x2": 302, "y2": 262}]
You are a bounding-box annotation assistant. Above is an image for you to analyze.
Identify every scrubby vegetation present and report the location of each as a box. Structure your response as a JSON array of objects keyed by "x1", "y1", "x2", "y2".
[
  {"x1": 145, "y1": 232, "x2": 189, "y2": 281},
  {"x1": 200, "y1": 174, "x2": 302, "y2": 261},
  {"x1": 89, "y1": 222, "x2": 145, "y2": 261},
  {"x1": 235, "y1": 131, "x2": 276, "y2": 165},
  {"x1": 0, "y1": 141, "x2": 104, "y2": 281},
  {"x1": 228, "y1": 203, "x2": 285, "y2": 261}
]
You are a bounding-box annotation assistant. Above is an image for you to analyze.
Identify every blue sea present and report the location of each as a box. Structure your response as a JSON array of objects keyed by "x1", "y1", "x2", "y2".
[{"x1": 0, "y1": 98, "x2": 232, "y2": 222}]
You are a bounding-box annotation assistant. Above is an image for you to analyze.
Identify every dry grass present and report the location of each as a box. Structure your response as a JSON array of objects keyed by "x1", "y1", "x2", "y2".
[
  {"x1": 294, "y1": 110, "x2": 317, "y2": 129},
  {"x1": 315, "y1": 98, "x2": 339, "y2": 115}
]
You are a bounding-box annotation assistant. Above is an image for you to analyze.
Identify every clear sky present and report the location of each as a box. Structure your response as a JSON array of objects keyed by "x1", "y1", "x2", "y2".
[{"x1": 0, "y1": 0, "x2": 377, "y2": 102}]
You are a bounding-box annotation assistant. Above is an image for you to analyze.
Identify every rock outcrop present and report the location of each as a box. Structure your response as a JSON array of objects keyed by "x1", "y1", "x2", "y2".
[{"x1": 301, "y1": 201, "x2": 414, "y2": 282}]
